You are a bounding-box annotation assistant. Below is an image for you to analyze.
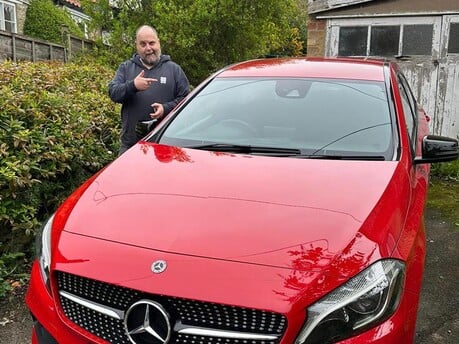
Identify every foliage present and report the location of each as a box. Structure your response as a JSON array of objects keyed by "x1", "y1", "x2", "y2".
[
  {"x1": 427, "y1": 160, "x2": 459, "y2": 227},
  {"x1": 0, "y1": 58, "x2": 120, "y2": 295},
  {"x1": 82, "y1": 0, "x2": 308, "y2": 85},
  {"x1": 427, "y1": 179, "x2": 459, "y2": 228},
  {"x1": 0, "y1": 253, "x2": 27, "y2": 298},
  {"x1": 429, "y1": 159, "x2": 459, "y2": 181},
  {"x1": 23, "y1": 0, "x2": 84, "y2": 45}
]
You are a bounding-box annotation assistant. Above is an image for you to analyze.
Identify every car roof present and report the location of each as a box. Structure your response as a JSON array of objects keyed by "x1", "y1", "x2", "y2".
[{"x1": 216, "y1": 57, "x2": 388, "y2": 82}]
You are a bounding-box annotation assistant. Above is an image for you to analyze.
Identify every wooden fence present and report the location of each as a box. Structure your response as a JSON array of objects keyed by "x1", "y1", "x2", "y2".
[{"x1": 0, "y1": 30, "x2": 94, "y2": 63}]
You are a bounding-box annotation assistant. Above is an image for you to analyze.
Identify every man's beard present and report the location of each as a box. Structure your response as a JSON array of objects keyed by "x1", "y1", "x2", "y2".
[{"x1": 142, "y1": 52, "x2": 160, "y2": 67}]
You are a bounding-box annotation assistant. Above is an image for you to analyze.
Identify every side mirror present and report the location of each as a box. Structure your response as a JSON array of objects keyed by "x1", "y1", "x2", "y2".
[{"x1": 414, "y1": 135, "x2": 459, "y2": 164}]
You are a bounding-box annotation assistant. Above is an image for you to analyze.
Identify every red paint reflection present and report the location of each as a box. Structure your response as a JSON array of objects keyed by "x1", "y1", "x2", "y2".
[
  {"x1": 138, "y1": 143, "x2": 193, "y2": 163},
  {"x1": 275, "y1": 233, "x2": 378, "y2": 305}
]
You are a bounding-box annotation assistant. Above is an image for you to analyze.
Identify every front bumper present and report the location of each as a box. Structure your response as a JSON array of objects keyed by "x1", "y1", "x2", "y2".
[
  {"x1": 26, "y1": 257, "x2": 420, "y2": 344},
  {"x1": 31, "y1": 321, "x2": 58, "y2": 344},
  {"x1": 26, "y1": 261, "x2": 102, "y2": 344}
]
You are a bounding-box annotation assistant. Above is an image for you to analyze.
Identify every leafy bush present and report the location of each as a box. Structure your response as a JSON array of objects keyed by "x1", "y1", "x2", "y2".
[
  {"x1": 0, "y1": 252, "x2": 27, "y2": 298},
  {"x1": 427, "y1": 160, "x2": 459, "y2": 227},
  {"x1": 23, "y1": 0, "x2": 84, "y2": 45},
  {"x1": 430, "y1": 159, "x2": 459, "y2": 181},
  {"x1": 0, "y1": 58, "x2": 120, "y2": 293}
]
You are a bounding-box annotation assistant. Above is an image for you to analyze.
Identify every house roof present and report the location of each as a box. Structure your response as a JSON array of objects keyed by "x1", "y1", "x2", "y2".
[
  {"x1": 308, "y1": 0, "x2": 374, "y2": 14},
  {"x1": 312, "y1": 0, "x2": 459, "y2": 17},
  {"x1": 61, "y1": 0, "x2": 81, "y2": 9}
]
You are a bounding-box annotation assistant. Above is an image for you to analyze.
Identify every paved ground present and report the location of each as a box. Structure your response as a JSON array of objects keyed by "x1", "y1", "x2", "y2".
[
  {"x1": 0, "y1": 208, "x2": 457, "y2": 343},
  {"x1": 415, "y1": 208, "x2": 458, "y2": 344}
]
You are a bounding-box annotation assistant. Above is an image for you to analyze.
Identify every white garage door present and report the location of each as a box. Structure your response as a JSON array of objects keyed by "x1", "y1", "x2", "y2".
[{"x1": 327, "y1": 15, "x2": 459, "y2": 139}]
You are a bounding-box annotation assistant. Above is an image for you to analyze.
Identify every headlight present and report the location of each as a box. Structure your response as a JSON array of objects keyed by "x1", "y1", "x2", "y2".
[
  {"x1": 295, "y1": 259, "x2": 405, "y2": 344},
  {"x1": 36, "y1": 214, "x2": 54, "y2": 292}
]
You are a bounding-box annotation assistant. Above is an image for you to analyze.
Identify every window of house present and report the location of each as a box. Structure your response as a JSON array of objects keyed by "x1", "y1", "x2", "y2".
[
  {"x1": 370, "y1": 26, "x2": 400, "y2": 56},
  {"x1": 75, "y1": 19, "x2": 88, "y2": 39},
  {"x1": 338, "y1": 26, "x2": 367, "y2": 56},
  {"x1": 337, "y1": 23, "x2": 434, "y2": 57},
  {"x1": 101, "y1": 31, "x2": 111, "y2": 46},
  {"x1": 403, "y1": 25, "x2": 433, "y2": 55},
  {"x1": 0, "y1": 1, "x2": 16, "y2": 33},
  {"x1": 66, "y1": 7, "x2": 90, "y2": 39},
  {"x1": 448, "y1": 23, "x2": 459, "y2": 54}
]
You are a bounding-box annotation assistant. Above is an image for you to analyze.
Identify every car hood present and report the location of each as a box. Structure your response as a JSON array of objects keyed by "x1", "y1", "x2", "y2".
[{"x1": 63, "y1": 143, "x2": 400, "y2": 272}]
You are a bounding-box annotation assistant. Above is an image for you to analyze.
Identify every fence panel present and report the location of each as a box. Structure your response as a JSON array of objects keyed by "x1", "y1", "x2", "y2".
[{"x1": 0, "y1": 31, "x2": 92, "y2": 63}]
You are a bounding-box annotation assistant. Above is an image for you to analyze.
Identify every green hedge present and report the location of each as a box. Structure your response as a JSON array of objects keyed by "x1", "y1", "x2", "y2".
[
  {"x1": 0, "y1": 58, "x2": 120, "y2": 293},
  {"x1": 23, "y1": 0, "x2": 84, "y2": 44}
]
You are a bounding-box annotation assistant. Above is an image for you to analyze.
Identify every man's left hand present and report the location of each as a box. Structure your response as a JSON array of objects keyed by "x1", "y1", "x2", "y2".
[{"x1": 150, "y1": 103, "x2": 164, "y2": 119}]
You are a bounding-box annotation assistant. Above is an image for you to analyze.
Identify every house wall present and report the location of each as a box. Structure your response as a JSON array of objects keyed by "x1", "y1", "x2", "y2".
[
  {"x1": 16, "y1": 2, "x2": 27, "y2": 34},
  {"x1": 307, "y1": 18, "x2": 327, "y2": 57},
  {"x1": 307, "y1": 0, "x2": 459, "y2": 56},
  {"x1": 9, "y1": 1, "x2": 88, "y2": 36}
]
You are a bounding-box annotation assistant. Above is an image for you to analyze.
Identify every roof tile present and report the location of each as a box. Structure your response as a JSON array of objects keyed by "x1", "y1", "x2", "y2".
[{"x1": 63, "y1": 0, "x2": 81, "y2": 8}]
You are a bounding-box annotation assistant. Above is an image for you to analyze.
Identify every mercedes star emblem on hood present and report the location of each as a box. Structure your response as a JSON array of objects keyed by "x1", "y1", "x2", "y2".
[{"x1": 151, "y1": 260, "x2": 167, "y2": 274}]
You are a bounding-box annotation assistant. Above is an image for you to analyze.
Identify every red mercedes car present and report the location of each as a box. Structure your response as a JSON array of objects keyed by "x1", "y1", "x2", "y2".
[{"x1": 26, "y1": 58, "x2": 458, "y2": 344}]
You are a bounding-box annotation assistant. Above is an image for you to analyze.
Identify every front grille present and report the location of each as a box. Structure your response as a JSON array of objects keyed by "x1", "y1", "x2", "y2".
[{"x1": 56, "y1": 271, "x2": 287, "y2": 344}]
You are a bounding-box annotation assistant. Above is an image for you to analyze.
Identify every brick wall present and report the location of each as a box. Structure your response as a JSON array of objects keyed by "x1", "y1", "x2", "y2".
[
  {"x1": 16, "y1": 3, "x2": 28, "y2": 34},
  {"x1": 306, "y1": 17, "x2": 327, "y2": 57}
]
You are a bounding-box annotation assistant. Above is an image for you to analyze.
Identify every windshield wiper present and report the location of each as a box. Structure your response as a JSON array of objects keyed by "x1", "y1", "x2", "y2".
[
  {"x1": 186, "y1": 143, "x2": 302, "y2": 155},
  {"x1": 186, "y1": 144, "x2": 385, "y2": 160}
]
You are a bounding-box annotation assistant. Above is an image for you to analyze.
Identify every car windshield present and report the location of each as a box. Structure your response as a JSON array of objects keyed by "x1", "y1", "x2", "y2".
[{"x1": 158, "y1": 77, "x2": 394, "y2": 160}]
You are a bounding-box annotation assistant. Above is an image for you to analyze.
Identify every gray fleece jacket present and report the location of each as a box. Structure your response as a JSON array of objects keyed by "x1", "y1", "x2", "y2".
[{"x1": 108, "y1": 54, "x2": 190, "y2": 152}]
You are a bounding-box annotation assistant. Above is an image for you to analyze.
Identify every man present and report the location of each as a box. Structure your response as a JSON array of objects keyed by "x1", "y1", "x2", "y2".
[{"x1": 109, "y1": 25, "x2": 190, "y2": 155}]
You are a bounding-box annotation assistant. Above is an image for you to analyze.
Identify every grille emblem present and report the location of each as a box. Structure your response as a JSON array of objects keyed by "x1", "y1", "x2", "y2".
[
  {"x1": 125, "y1": 300, "x2": 171, "y2": 344},
  {"x1": 151, "y1": 260, "x2": 167, "y2": 274}
]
